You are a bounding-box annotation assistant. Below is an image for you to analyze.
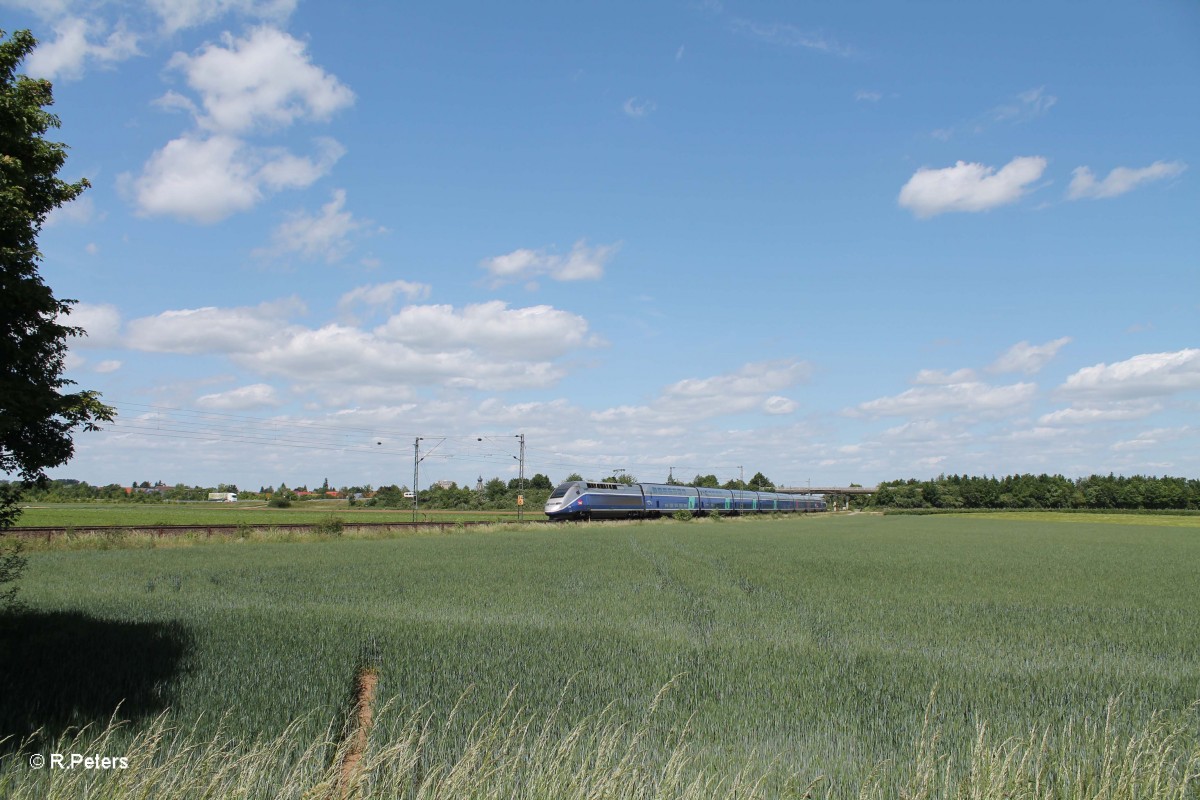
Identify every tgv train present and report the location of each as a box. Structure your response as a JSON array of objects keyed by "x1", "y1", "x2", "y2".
[{"x1": 544, "y1": 480, "x2": 827, "y2": 520}]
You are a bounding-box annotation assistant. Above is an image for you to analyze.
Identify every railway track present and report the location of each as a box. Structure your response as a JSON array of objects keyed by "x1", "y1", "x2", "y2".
[{"x1": 9, "y1": 519, "x2": 553, "y2": 540}]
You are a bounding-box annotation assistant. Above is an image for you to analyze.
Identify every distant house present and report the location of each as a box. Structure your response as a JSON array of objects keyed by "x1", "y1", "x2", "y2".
[
  {"x1": 124, "y1": 482, "x2": 170, "y2": 495},
  {"x1": 433, "y1": 480, "x2": 456, "y2": 490}
]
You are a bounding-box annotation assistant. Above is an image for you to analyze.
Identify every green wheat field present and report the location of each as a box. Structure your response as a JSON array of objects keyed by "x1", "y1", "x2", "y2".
[{"x1": 3, "y1": 513, "x2": 1199, "y2": 798}]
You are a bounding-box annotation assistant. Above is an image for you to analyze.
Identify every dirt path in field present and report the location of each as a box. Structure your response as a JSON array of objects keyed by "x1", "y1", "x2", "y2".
[{"x1": 335, "y1": 665, "x2": 379, "y2": 797}]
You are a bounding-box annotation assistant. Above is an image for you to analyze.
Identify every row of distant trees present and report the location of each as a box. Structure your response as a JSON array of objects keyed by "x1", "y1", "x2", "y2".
[
  {"x1": 8, "y1": 470, "x2": 785, "y2": 511},
  {"x1": 869, "y1": 474, "x2": 1200, "y2": 511},
  {"x1": 15, "y1": 472, "x2": 1200, "y2": 512}
]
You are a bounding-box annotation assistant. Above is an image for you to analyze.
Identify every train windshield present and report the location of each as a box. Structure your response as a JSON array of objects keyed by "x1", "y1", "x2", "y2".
[{"x1": 549, "y1": 482, "x2": 576, "y2": 499}]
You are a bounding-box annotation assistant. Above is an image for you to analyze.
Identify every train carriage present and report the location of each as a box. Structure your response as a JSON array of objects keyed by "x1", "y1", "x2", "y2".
[{"x1": 544, "y1": 480, "x2": 826, "y2": 520}]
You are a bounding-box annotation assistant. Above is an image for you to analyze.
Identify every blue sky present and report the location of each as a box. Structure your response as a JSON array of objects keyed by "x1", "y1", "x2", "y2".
[{"x1": 6, "y1": 0, "x2": 1198, "y2": 491}]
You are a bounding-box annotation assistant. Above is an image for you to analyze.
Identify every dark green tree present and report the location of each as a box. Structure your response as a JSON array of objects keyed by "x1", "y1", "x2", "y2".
[
  {"x1": 526, "y1": 473, "x2": 553, "y2": 491},
  {"x1": 746, "y1": 472, "x2": 773, "y2": 491},
  {"x1": 1, "y1": 30, "x2": 113, "y2": 608},
  {"x1": 483, "y1": 478, "x2": 507, "y2": 502}
]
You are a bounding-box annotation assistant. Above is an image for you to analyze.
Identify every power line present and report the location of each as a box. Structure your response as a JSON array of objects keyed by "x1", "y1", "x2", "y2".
[{"x1": 96, "y1": 401, "x2": 770, "y2": 486}]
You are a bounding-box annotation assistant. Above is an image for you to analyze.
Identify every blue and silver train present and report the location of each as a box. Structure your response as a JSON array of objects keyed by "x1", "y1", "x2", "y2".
[{"x1": 544, "y1": 480, "x2": 826, "y2": 520}]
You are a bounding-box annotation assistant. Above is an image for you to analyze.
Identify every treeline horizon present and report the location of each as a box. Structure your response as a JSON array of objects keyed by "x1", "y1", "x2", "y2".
[
  {"x1": 870, "y1": 473, "x2": 1200, "y2": 511},
  {"x1": 1, "y1": 471, "x2": 782, "y2": 513},
  {"x1": 10, "y1": 471, "x2": 1200, "y2": 512}
]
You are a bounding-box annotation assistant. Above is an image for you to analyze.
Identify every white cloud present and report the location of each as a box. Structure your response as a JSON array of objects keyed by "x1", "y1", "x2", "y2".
[
  {"x1": 729, "y1": 19, "x2": 854, "y2": 57},
  {"x1": 166, "y1": 27, "x2": 354, "y2": 134},
  {"x1": 241, "y1": 325, "x2": 569, "y2": 391},
  {"x1": 1058, "y1": 349, "x2": 1200, "y2": 399},
  {"x1": 912, "y1": 368, "x2": 977, "y2": 385},
  {"x1": 1038, "y1": 402, "x2": 1162, "y2": 426},
  {"x1": 196, "y1": 383, "x2": 283, "y2": 410},
  {"x1": 663, "y1": 360, "x2": 809, "y2": 402},
  {"x1": 988, "y1": 337, "x2": 1071, "y2": 374},
  {"x1": 127, "y1": 134, "x2": 260, "y2": 222},
  {"x1": 854, "y1": 90, "x2": 882, "y2": 102},
  {"x1": 481, "y1": 240, "x2": 619, "y2": 285},
  {"x1": 591, "y1": 359, "x2": 810, "y2": 428},
  {"x1": 622, "y1": 97, "x2": 656, "y2": 118},
  {"x1": 991, "y1": 86, "x2": 1057, "y2": 123},
  {"x1": 1111, "y1": 427, "x2": 1192, "y2": 453},
  {"x1": 898, "y1": 156, "x2": 1047, "y2": 218},
  {"x1": 1, "y1": 0, "x2": 77, "y2": 19},
  {"x1": 127, "y1": 27, "x2": 352, "y2": 222},
  {"x1": 94, "y1": 359, "x2": 123, "y2": 373},
  {"x1": 852, "y1": 380, "x2": 1037, "y2": 418},
  {"x1": 374, "y1": 301, "x2": 594, "y2": 361},
  {"x1": 123, "y1": 297, "x2": 598, "y2": 394},
  {"x1": 256, "y1": 188, "x2": 367, "y2": 262},
  {"x1": 147, "y1": 0, "x2": 298, "y2": 34},
  {"x1": 44, "y1": 195, "x2": 98, "y2": 227},
  {"x1": 23, "y1": 17, "x2": 139, "y2": 81},
  {"x1": 126, "y1": 299, "x2": 303, "y2": 354},
  {"x1": 337, "y1": 280, "x2": 432, "y2": 317},
  {"x1": 61, "y1": 302, "x2": 123, "y2": 347},
  {"x1": 933, "y1": 87, "x2": 1057, "y2": 142},
  {"x1": 1067, "y1": 161, "x2": 1187, "y2": 200},
  {"x1": 128, "y1": 134, "x2": 343, "y2": 223},
  {"x1": 763, "y1": 396, "x2": 798, "y2": 414}
]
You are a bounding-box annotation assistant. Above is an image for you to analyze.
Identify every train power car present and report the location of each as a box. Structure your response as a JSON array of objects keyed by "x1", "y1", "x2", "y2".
[{"x1": 544, "y1": 480, "x2": 826, "y2": 520}]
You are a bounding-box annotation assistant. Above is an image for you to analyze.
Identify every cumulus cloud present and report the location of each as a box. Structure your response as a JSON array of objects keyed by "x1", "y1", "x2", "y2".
[
  {"x1": 852, "y1": 380, "x2": 1037, "y2": 418},
  {"x1": 126, "y1": 299, "x2": 304, "y2": 354},
  {"x1": 988, "y1": 337, "x2": 1072, "y2": 375},
  {"x1": 128, "y1": 28, "x2": 352, "y2": 222},
  {"x1": 912, "y1": 368, "x2": 977, "y2": 385},
  {"x1": 481, "y1": 240, "x2": 619, "y2": 285},
  {"x1": 1058, "y1": 349, "x2": 1200, "y2": 399},
  {"x1": 123, "y1": 297, "x2": 597, "y2": 394},
  {"x1": 60, "y1": 302, "x2": 123, "y2": 347},
  {"x1": 256, "y1": 188, "x2": 369, "y2": 262},
  {"x1": 1111, "y1": 426, "x2": 1193, "y2": 453},
  {"x1": 15, "y1": 0, "x2": 298, "y2": 83},
  {"x1": 128, "y1": 134, "x2": 344, "y2": 223},
  {"x1": 374, "y1": 301, "x2": 594, "y2": 361},
  {"x1": 166, "y1": 27, "x2": 354, "y2": 134},
  {"x1": 1067, "y1": 161, "x2": 1187, "y2": 200},
  {"x1": 898, "y1": 156, "x2": 1046, "y2": 218},
  {"x1": 147, "y1": 0, "x2": 298, "y2": 34},
  {"x1": 23, "y1": 17, "x2": 139, "y2": 81},
  {"x1": 196, "y1": 383, "x2": 283, "y2": 410},
  {"x1": 591, "y1": 359, "x2": 810, "y2": 429},
  {"x1": 337, "y1": 280, "x2": 432, "y2": 317},
  {"x1": 1038, "y1": 401, "x2": 1162, "y2": 426}
]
